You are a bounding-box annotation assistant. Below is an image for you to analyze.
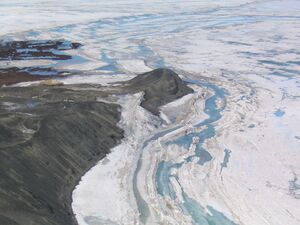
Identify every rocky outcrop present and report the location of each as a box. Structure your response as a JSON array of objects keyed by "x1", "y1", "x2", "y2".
[
  {"x1": 0, "y1": 86, "x2": 123, "y2": 225},
  {"x1": 0, "y1": 67, "x2": 193, "y2": 225},
  {"x1": 0, "y1": 40, "x2": 81, "y2": 61},
  {"x1": 0, "y1": 39, "x2": 81, "y2": 86},
  {"x1": 124, "y1": 68, "x2": 193, "y2": 115},
  {"x1": 0, "y1": 67, "x2": 66, "y2": 86}
]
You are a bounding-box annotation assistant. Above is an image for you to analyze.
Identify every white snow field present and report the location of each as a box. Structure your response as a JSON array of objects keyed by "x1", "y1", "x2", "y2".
[{"x1": 1, "y1": 0, "x2": 300, "y2": 225}]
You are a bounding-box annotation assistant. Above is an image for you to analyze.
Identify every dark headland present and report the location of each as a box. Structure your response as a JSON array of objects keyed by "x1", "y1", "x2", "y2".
[
  {"x1": 0, "y1": 40, "x2": 81, "y2": 86},
  {"x1": 0, "y1": 40, "x2": 81, "y2": 61},
  {"x1": 0, "y1": 67, "x2": 193, "y2": 225}
]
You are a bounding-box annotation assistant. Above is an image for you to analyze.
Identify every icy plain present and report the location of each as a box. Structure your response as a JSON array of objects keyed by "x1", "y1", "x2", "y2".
[{"x1": 1, "y1": 0, "x2": 300, "y2": 225}]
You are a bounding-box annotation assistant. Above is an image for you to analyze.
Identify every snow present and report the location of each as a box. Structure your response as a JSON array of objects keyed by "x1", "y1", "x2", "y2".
[
  {"x1": 1, "y1": 0, "x2": 300, "y2": 224},
  {"x1": 72, "y1": 93, "x2": 161, "y2": 224}
]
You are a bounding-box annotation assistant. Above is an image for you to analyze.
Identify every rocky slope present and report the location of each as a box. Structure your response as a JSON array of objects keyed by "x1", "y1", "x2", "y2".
[
  {"x1": 0, "y1": 68, "x2": 192, "y2": 225},
  {"x1": 123, "y1": 68, "x2": 193, "y2": 115}
]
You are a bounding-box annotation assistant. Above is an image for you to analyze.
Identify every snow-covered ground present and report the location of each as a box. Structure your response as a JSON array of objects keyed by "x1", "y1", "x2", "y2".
[{"x1": 1, "y1": 0, "x2": 300, "y2": 224}]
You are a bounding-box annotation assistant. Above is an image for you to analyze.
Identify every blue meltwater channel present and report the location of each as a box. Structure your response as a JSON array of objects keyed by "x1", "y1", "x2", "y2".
[{"x1": 155, "y1": 79, "x2": 238, "y2": 225}]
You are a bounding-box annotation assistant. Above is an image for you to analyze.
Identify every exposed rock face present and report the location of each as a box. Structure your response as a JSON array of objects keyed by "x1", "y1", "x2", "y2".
[
  {"x1": 0, "y1": 67, "x2": 193, "y2": 225},
  {"x1": 0, "y1": 86, "x2": 123, "y2": 225},
  {"x1": 0, "y1": 67, "x2": 65, "y2": 86},
  {"x1": 124, "y1": 68, "x2": 193, "y2": 115},
  {"x1": 0, "y1": 40, "x2": 81, "y2": 61},
  {"x1": 0, "y1": 39, "x2": 81, "y2": 86}
]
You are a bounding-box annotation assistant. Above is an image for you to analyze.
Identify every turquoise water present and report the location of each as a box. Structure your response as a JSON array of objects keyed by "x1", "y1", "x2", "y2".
[
  {"x1": 133, "y1": 126, "x2": 181, "y2": 223},
  {"x1": 153, "y1": 79, "x2": 237, "y2": 225},
  {"x1": 132, "y1": 155, "x2": 150, "y2": 225},
  {"x1": 97, "y1": 52, "x2": 119, "y2": 74},
  {"x1": 155, "y1": 161, "x2": 177, "y2": 199},
  {"x1": 274, "y1": 109, "x2": 285, "y2": 117},
  {"x1": 137, "y1": 44, "x2": 166, "y2": 68},
  {"x1": 2, "y1": 1, "x2": 299, "y2": 224},
  {"x1": 167, "y1": 79, "x2": 226, "y2": 165},
  {"x1": 182, "y1": 192, "x2": 238, "y2": 225}
]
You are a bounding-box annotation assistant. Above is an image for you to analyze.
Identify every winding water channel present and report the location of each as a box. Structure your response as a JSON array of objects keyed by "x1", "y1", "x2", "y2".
[{"x1": 133, "y1": 78, "x2": 237, "y2": 224}]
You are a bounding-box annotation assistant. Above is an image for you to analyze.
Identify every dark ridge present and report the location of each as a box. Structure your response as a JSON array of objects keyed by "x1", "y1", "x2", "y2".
[
  {"x1": 0, "y1": 86, "x2": 123, "y2": 225},
  {"x1": 0, "y1": 40, "x2": 82, "y2": 61},
  {"x1": 0, "y1": 68, "x2": 194, "y2": 225},
  {"x1": 0, "y1": 67, "x2": 77, "y2": 87},
  {"x1": 0, "y1": 67, "x2": 68, "y2": 86},
  {"x1": 0, "y1": 67, "x2": 46, "y2": 86},
  {"x1": 0, "y1": 39, "x2": 82, "y2": 86},
  {"x1": 124, "y1": 68, "x2": 193, "y2": 115}
]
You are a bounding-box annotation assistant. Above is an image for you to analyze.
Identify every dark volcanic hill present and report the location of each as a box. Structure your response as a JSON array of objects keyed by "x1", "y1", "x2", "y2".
[
  {"x1": 124, "y1": 68, "x2": 193, "y2": 115},
  {"x1": 0, "y1": 86, "x2": 123, "y2": 225},
  {"x1": 0, "y1": 68, "x2": 193, "y2": 225}
]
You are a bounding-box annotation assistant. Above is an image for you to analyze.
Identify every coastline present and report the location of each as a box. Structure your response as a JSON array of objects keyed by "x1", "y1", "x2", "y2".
[
  {"x1": 0, "y1": 68, "x2": 192, "y2": 225},
  {"x1": 1, "y1": 0, "x2": 300, "y2": 224}
]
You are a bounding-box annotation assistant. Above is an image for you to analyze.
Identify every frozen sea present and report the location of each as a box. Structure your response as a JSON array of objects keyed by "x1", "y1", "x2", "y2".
[{"x1": 1, "y1": 0, "x2": 300, "y2": 225}]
